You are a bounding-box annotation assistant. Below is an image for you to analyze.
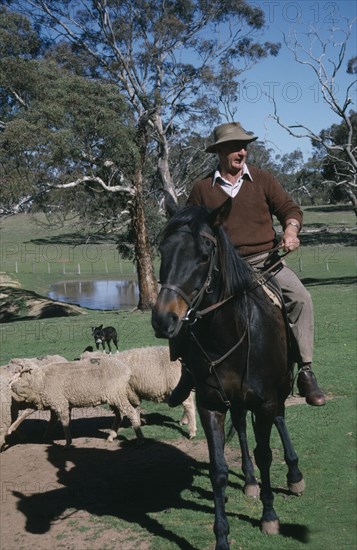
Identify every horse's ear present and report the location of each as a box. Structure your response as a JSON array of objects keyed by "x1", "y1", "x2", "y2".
[
  {"x1": 208, "y1": 198, "x2": 232, "y2": 227},
  {"x1": 164, "y1": 191, "x2": 179, "y2": 218}
]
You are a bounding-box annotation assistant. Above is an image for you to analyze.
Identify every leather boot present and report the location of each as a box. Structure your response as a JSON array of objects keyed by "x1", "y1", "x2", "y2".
[
  {"x1": 297, "y1": 365, "x2": 326, "y2": 406},
  {"x1": 168, "y1": 366, "x2": 194, "y2": 407}
]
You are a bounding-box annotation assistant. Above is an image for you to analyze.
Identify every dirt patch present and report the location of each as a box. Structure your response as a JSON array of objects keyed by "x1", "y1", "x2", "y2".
[
  {"x1": 0, "y1": 409, "x2": 216, "y2": 550},
  {"x1": 0, "y1": 399, "x2": 311, "y2": 550}
]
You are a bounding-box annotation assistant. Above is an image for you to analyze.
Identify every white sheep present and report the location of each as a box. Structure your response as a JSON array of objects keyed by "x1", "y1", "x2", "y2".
[
  {"x1": 93, "y1": 346, "x2": 197, "y2": 441},
  {"x1": 0, "y1": 355, "x2": 67, "y2": 451},
  {"x1": 10, "y1": 347, "x2": 196, "y2": 447},
  {"x1": 10, "y1": 355, "x2": 140, "y2": 447}
]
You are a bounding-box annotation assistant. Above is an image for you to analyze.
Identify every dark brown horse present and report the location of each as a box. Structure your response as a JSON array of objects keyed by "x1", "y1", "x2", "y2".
[{"x1": 151, "y1": 197, "x2": 304, "y2": 549}]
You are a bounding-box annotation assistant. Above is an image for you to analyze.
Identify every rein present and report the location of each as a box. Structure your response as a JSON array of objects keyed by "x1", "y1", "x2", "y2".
[
  {"x1": 194, "y1": 245, "x2": 291, "y2": 319},
  {"x1": 245, "y1": 246, "x2": 291, "y2": 290}
]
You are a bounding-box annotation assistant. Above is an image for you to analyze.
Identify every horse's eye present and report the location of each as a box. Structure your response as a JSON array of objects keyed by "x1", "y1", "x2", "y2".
[{"x1": 200, "y1": 254, "x2": 210, "y2": 263}]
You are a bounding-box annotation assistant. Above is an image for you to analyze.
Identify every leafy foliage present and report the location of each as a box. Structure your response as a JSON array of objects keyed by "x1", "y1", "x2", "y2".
[{"x1": 0, "y1": 9, "x2": 138, "y2": 230}]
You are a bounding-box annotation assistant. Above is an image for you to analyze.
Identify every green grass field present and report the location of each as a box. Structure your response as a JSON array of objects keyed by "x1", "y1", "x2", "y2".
[{"x1": 0, "y1": 205, "x2": 356, "y2": 550}]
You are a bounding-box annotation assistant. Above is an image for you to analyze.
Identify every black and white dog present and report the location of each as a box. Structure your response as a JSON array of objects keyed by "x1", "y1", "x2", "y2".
[{"x1": 91, "y1": 325, "x2": 119, "y2": 354}]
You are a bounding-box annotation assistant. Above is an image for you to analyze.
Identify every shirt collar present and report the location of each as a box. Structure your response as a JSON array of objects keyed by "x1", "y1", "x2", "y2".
[{"x1": 212, "y1": 163, "x2": 253, "y2": 187}]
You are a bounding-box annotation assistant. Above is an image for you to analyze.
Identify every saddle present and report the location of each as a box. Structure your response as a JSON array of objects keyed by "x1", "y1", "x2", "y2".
[
  {"x1": 256, "y1": 276, "x2": 284, "y2": 309},
  {"x1": 247, "y1": 252, "x2": 285, "y2": 309}
]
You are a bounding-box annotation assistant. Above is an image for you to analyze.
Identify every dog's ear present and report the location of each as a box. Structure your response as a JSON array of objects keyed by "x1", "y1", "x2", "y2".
[{"x1": 99, "y1": 324, "x2": 103, "y2": 329}]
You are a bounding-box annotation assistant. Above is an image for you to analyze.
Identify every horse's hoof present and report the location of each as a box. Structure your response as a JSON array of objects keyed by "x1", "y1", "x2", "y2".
[
  {"x1": 261, "y1": 519, "x2": 279, "y2": 535},
  {"x1": 289, "y1": 478, "x2": 305, "y2": 495},
  {"x1": 244, "y1": 483, "x2": 260, "y2": 498}
]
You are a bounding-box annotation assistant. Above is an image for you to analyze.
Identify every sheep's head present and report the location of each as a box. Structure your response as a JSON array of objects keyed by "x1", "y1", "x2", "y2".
[{"x1": 10, "y1": 367, "x2": 39, "y2": 404}]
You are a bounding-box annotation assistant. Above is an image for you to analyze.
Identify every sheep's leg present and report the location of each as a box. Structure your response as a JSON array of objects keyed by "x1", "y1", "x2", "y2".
[
  {"x1": 119, "y1": 402, "x2": 144, "y2": 442},
  {"x1": 43, "y1": 410, "x2": 59, "y2": 439},
  {"x1": 107, "y1": 406, "x2": 122, "y2": 442},
  {"x1": 181, "y1": 395, "x2": 197, "y2": 439},
  {"x1": 109, "y1": 400, "x2": 144, "y2": 443},
  {"x1": 7, "y1": 408, "x2": 35, "y2": 435},
  {"x1": 127, "y1": 406, "x2": 144, "y2": 442},
  {"x1": 180, "y1": 411, "x2": 188, "y2": 424},
  {"x1": 56, "y1": 408, "x2": 72, "y2": 447}
]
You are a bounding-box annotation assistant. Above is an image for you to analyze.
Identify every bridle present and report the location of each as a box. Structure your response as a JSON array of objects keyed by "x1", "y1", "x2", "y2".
[
  {"x1": 160, "y1": 229, "x2": 245, "y2": 408},
  {"x1": 159, "y1": 227, "x2": 291, "y2": 408},
  {"x1": 160, "y1": 230, "x2": 222, "y2": 324}
]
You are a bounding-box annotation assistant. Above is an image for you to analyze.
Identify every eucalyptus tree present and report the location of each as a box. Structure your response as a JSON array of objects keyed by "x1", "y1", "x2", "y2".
[
  {"x1": 5, "y1": 0, "x2": 281, "y2": 308},
  {"x1": 7, "y1": 0, "x2": 278, "y2": 195}
]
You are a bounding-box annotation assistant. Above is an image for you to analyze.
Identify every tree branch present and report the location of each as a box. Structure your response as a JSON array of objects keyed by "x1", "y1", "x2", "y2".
[{"x1": 51, "y1": 175, "x2": 135, "y2": 195}]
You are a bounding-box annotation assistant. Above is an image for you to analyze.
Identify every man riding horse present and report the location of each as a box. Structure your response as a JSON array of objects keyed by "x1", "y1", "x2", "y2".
[{"x1": 169, "y1": 121, "x2": 325, "y2": 408}]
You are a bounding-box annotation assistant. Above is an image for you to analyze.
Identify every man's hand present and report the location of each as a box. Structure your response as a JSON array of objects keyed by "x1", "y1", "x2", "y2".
[{"x1": 280, "y1": 219, "x2": 301, "y2": 252}]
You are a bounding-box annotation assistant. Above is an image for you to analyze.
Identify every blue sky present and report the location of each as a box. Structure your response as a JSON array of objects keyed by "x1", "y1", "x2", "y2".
[{"x1": 228, "y1": 0, "x2": 357, "y2": 159}]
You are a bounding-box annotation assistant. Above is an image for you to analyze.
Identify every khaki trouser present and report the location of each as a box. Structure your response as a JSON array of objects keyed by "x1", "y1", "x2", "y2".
[{"x1": 246, "y1": 253, "x2": 314, "y2": 364}]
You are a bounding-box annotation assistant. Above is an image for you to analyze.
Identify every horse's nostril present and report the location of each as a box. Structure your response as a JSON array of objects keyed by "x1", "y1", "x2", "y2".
[{"x1": 151, "y1": 310, "x2": 180, "y2": 338}]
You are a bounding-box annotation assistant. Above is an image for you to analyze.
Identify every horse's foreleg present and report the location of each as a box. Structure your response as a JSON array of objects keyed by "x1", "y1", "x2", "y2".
[
  {"x1": 252, "y1": 410, "x2": 279, "y2": 534},
  {"x1": 274, "y1": 412, "x2": 305, "y2": 495},
  {"x1": 198, "y1": 406, "x2": 229, "y2": 550},
  {"x1": 234, "y1": 410, "x2": 259, "y2": 497}
]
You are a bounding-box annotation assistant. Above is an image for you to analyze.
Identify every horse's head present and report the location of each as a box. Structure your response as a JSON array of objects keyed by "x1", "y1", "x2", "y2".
[{"x1": 151, "y1": 196, "x2": 232, "y2": 339}]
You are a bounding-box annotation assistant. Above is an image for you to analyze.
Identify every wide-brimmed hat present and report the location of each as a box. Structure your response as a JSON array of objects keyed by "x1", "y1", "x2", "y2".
[{"x1": 205, "y1": 122, "x2": 258, "y2": 153}]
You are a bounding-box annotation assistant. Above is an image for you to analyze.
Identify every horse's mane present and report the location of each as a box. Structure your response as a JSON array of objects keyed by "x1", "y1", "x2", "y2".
[
  {"x1": 162, "y1": 205, "x2": 206, "y2": 242},
  {"x1": 163, "y1": 205, "x2": 254, "y2": 298}
]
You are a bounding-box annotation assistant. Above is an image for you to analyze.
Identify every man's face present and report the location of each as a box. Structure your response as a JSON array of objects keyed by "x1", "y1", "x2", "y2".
[{"x1": 217, "y1": 141, "x2": 248, "y2": 174}]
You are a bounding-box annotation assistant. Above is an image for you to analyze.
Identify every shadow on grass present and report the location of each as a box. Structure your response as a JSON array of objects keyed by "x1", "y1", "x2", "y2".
[
  {"x1": 140, "y1": 411, "x2": 194, "y2": 438},
  {"x1": 28, "y1": 233, "x2": 116, "y2": 246},
  {"x1": 235, "y1": 514, "x2": 310, "y2": 543},
  {"x1": 302, "y1": 275, "x2": 356, "y2": 287},
  {"x1": 304, "y1": 205, "x2": 353, "y2": 213},
  {"x1": 299, "y1": 231, "x2": 356, "y2": 246}
]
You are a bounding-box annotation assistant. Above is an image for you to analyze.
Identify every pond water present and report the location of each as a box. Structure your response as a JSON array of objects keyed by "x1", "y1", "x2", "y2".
[{"x1": 48, "y1": 279, "x2": 139, "y2": 310}]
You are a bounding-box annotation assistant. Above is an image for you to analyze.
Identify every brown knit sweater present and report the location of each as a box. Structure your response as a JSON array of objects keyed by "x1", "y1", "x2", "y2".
[{"x1": 187, "y1": 165, "x2": 303, "y2": 257}]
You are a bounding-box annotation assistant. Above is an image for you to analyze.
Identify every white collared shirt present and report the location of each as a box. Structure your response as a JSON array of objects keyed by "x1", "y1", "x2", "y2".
[{"x1": 212, "y1": 164, "x2": 253, "y2": 198}]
